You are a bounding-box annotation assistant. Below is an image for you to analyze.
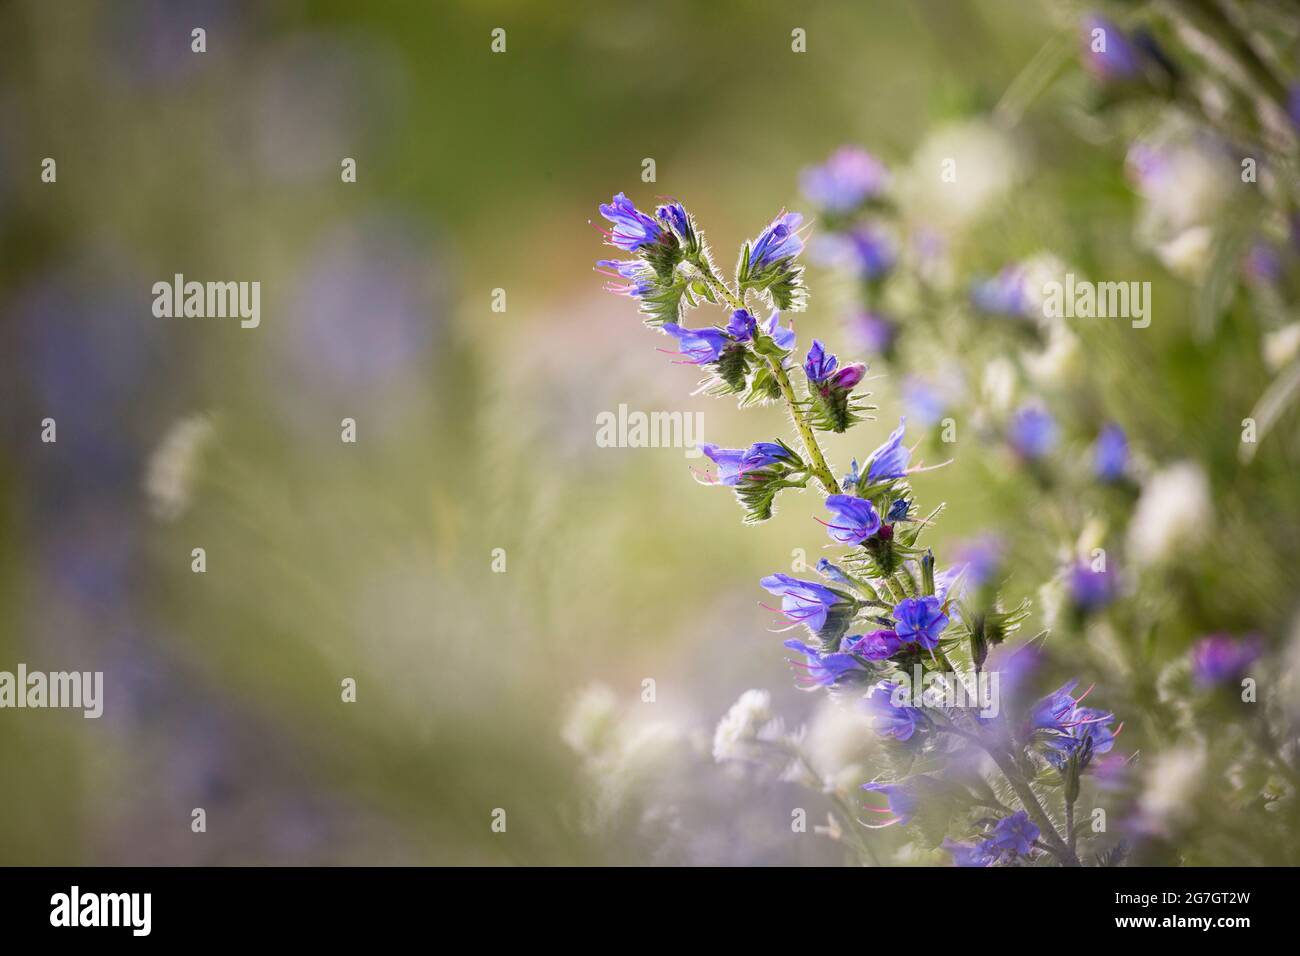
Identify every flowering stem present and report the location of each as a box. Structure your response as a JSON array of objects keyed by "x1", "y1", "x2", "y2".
[
  {"x1": 690, "y1": 262, "x2": 841, "y2": 495},
  {"x1": 985, "y1": 746, "x2": 1081, "y2": 867}
]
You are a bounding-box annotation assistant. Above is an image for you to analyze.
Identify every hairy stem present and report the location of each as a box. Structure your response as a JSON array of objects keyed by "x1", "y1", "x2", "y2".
[{"x1": 690, "y1": 262, "x2": 841, "y2": 495}]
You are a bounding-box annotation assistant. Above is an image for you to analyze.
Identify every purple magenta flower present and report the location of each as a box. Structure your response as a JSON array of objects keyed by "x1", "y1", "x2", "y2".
[
  {"x1": 1008, "y1": 405, "x2": 1058, "y2": 460},
  {"x1": 862, "y1": 682, "x2": 925, "y2": 741},
  {"x1": 748, "y1": 212, "x2": 805, "y2": 271},
  {"x1": 828, "y1": 363, "x2": 866, "y2": 391},
  {"x1": 821, "y1": 494, "x2": 882, "y2": 545},
  {"x1": 893, "y1": 595, "x2": 949, "y2": 649},
  {"x1": 726, "y1": 308, "x2": 758, "y2": 341},
  {"x1": 1081, "y1": 16, "x2": 1143, "y2": 82},
  {"x1": 783, "y1": 639, "x2": 867, "y2": 689},
  {"x1": 842, "y1": 629, "x2": 904, "y2": 661},
  {"x1": 799, "y1": 147, "x2": 889, "y2": 213},
  {"x1": 1190, "y1": 634, "x2": 1263, "y2": 688},
  {"x1": 988, "y1": 810, "x2": 1040, "y2": 858},
  {"x1": 762, "y1": 311, "x2": 797, "y2": 351},
  {"x1": 700, "y1": 441, "x2": 793, "y2": 486},
  {"x1": 1068, "y1": 563, "x2": 1117, "y2": 612},
  {"x1": 660, "y1": 323, "x2": 730, "y2": 365},
  {"x1": 598, "y1": 192, "x2": 664, "y2": 251},
  {"x1": 1094, "y1": 423, "x2": 1128, "y2": 481},
  {"x1": 861, "y1": 782, "x2": 918, "y2": 827},
  {"x1": 760, "y1": 573, "x2": 853, "y2": 637},
  {"x1": 865, "y1": 419, "x2": 910, "y2": 482},
  {"x1": 803, "y1": 339, "x2": 838, "y2": 383}
]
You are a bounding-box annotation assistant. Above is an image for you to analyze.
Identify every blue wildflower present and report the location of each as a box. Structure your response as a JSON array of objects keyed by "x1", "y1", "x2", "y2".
[
  {"x1": 1190, "y1": 634, "x2": 1263, "y2": 688},
  {"x1": 803, "y1": 340, "x2": 838, "y2": 383},
  {"x1": 762, "y1": 311, "x2": 796, "y2": 351},
  {"x1": 971, "y1": 265, "x2": 1031, "y2": 318},
  {"x1": 783, "y1": 639, "x2": 867, "y2": 689},
  {"x1": 988, "y1": 810, "x2": 1040, "y2": 858},
  {"x1": 799, "y1": 146, "x2": 889, "y2": 213},
  {"x1": 700, "y1": 441, "x2": 793, "y2": 486},
  {"x1": 759, "y1": 573, "x2": 855, "y2": 639},
  {"x1": 1068, "y1": 562, "x2": 1117, "y2": 612},
  {"x1": 726, "y1": 308, "x2": 757, "y2": 341},
  {"x1": 887, "y1": 498, "x2": 910, "y2": 522},
  {"x1": 861, "y1": 681, "x2": 925, "y2": 741},
  {"x1": 820, "y1": 494, "x2": 882, "y2": 545},
  {"x1": 893, "y1": 595, "x2": 949, "y2": 649},
  {"x1": 1007, "y1": 405, "x2": 1057, "y2": 460},
  {"x1": 748, "y1": 212, "x2": 805, "y2": 271},
  {"x1": 848, "y1": 226, "x2": 896, "y2": 280},
  {"x1": 861, "y1": 782, "x2": 918, "y2": 828},
  {"x1": 598, "y1": 192, "x2": 664, "y2": 251},
  {"x1": 865, "y1": 419, "x2": 910, "y2": 482},
  {"x1": 942, "y1": 838, "x2": 998, "y2": 867},
  {"x1": 851, "y1": 310, "x2": 898, "y2": 354},
  {"x1": 1081, "y1": 16, "x2": 1143, "y2": 82},
  {"x1": 842, "y1": 629, "x2": 903, "y2": 661},
  {"x1": 660, "y1": 323, "x2": 730, "y2": 365},
  {"x1": 1094, "y1": 423, "x2": 1128, "y2": 481},
  {"x1": 1031, "y1": 680, "x2": 1119, "y2": 768},
  {"x1": 595, "y1": 258, "x2": 654, "y2": 297}
]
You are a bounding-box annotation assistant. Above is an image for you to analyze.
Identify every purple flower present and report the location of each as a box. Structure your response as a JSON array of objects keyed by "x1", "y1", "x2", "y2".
[
  {"x1": 949, "y1": 534, "x2": 1005, "y2": 589},
  {"x1": 762, "y1": 311, "x2": 796, "y2": 351},
  {"x1": 893, "y1": 595, "x2": 949, "y2": 649},
  {"x1": 1008, "y1": 405, "x2": 1057, "y2": 460},
  {"x1": 759, "y1": 573, "x2": 853, "y2": 637},
  {"x1": 828, "y1": 363, "x2": 865, "y2": 391},
  {"x1": 1190, "y1": 634, "x2": 1263, "y2": 688},
  {"x1": 1032, "y1": 681, "x2": 1119, "y2": 767},
  {"x1": 943, "y1": 838, "x2": 998, "y2": 867},
  {"x1": 655, "y1": 201, "x2": 692, "y2": 240},
  {"x1": 988, "y1": 810, "x2": 1039, "y2": 858},
  {"x1": 1081, "y1": 16, "x2": 1143, "y2": 82},
  {"x1": 726, "y1": 308, "x2": 757, "y2": 341},
  {"x1": 847, "y1": 226, "x2": 896, "y2": 280},
  {"x1": 1068, "y1": 563, "x2": 1117, "y2": 612},
  {"x1": 598, "y1": 193, "x2": 664, "y2": 251},
  {"x1": 595, "y1": 258, "x2": 654, "y2": 297},
  {"x1": 660, "y1": 323, "x2": 730, "y2": 365},
  {"x1": 851, "y1": 311, "x2": 898, "y2": 354},
  {"x1": 971, "y1": 265, "x2": 1032, "y2": 318},
  {"x1": 799, "y1": 146, "x2": 889, "y2": 213},
  {"x1": 1094, "y1": 423, "x2": 1128, "y2": 481},
  {"x1": 865, "y1": 419, "x2": 910, "y2": 482},
  {"x1": 862, "y1": 682, "x2": 925, "y2": 741},
  {"x1": 783, "y1": 639, "x2": 866, "y2": 689},
  {"x1": 803, "y1": 339, "x2": 838, "y2": 383},
  {"x1": 842, "y1": 629, "x2": 903, "y2": 661},
  {"x1": 901, "y1": 377, "x2": 946, "y2": 427},
  {"x1": 748, "y1": 212, "x2": 805, "y2": 271},
  {"x1": 815, "y1": 558, "x2": 854, "y2": 586},
  {"x1": 820, "y1": 494, "x2": 882, "y2": 545},
  {"x1": 861, "y1": 782, "x2": 917, "y2": 827},
  {"x1": 700, "y1": 441, "x2": 793, "y2": 486}
]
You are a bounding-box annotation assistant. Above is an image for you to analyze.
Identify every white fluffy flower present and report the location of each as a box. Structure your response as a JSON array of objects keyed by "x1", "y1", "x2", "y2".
[
  {"x1": 1263, "y1": 322, "x2": 1300, "y2": 373},
  {"x1": 900, "y1": 119, "x2": 1022, "y2": 232},
  {"x1": 712, "y1": 689, "x2": 778, "y2": 763},
  {"x1": 561, "y1": 683, "x2": 619, "y2": 757},
  {"x1": 144, "y1": 414, "x2": 215, "y2": 521},
  {"x1": 1137, "y1": 744, "x2": 1207, "y2": 835},
  {"x1": 1127, "y1": 461, "x2": 1213, "y2": 566}
]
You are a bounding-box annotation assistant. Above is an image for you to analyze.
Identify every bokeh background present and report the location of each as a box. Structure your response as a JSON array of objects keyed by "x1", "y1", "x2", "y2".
[{"x1": 3, "y1": 0, "x2": 1299, "y2": 865}]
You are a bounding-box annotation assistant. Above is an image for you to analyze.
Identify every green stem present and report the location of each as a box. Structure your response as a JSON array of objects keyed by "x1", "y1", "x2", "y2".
[{"x1": 691, "y1": 262, "x2": 841, "y2": 495}]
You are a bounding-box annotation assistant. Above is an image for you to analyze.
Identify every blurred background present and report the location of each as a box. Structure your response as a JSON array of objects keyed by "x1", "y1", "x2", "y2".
[{"x1": 2, "y1": 0, "x2": 1298, "y2": 865}]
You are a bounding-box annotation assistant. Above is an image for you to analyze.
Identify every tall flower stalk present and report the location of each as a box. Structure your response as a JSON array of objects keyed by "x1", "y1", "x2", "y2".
[{"x1": 595, "y1": 192, "x2": 1119, "y2": 866}]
